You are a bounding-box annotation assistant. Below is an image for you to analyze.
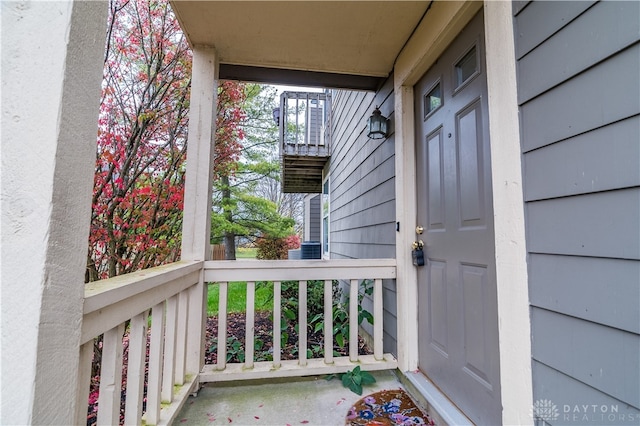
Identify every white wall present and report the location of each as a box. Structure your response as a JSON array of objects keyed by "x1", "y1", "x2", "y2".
[{"x1": 1, "y1": 1, "x2": 108, "y2": 423}]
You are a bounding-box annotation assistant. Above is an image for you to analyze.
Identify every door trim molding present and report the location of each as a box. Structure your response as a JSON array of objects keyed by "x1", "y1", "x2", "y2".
[
  {"x1": 402, "y1": 371, "x2": 473, "y2": 426},
  {"x1": 393, "y1": 2, "x2": 533, "y2": 425}
]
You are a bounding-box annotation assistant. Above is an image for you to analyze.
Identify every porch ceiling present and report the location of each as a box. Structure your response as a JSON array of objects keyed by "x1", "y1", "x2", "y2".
[{"x1": 170, "y1": 1, "x2": 430, "y2": 90}]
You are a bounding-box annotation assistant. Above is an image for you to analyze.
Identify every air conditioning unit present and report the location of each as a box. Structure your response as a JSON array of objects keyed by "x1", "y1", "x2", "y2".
[{"x1": 300, "y1": 241, "x2": 321, "y2": 259}]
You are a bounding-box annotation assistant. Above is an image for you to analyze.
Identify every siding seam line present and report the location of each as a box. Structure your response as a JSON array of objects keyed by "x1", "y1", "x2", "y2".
[
  {"x1": 530, "y1": 305, "x2": 640, "y2": 335},
  {"x1": 515, "y1": 1, "x2": 599, "y2": 60},
  {"x1": 531, "y1": 359, "x2": 640, "y2": 411},
  {"x1": 524, "y1": 184, "x2": 640, "y2": 204},
  {"x1": 518, "y1": 39, "x2": 640, "y2": 106},
  {"x1": 520, "y1": 113, "x2": 640, "y2": 155}
]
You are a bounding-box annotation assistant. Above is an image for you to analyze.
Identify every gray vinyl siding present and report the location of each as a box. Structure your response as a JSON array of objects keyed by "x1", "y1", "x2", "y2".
[
  {"x1": 514, "y1": 1, "x2": 640, "y2": 423},
  {"x1": 306, "y1": 194, "x2": 321, "y2": 242},
  {"x1": 328, "y1": 76, "x2": 397, "y2": 355}
]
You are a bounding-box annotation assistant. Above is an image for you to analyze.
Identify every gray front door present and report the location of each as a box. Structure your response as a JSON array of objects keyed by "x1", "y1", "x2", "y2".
[{"x1": 414, "y1": 11, "x2": 502, "y2": 425}]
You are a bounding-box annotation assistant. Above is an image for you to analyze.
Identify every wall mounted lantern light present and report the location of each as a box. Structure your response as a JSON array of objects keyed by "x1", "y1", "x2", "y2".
[
  {"x1": 367, "y1": 106, "x2": 389, "y2": 139},
  {"x1": 272, "y1": 107, "x2": 281, "y2": 126}
]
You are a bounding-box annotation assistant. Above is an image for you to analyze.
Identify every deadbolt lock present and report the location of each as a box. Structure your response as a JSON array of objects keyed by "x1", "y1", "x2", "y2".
[
  {"x1": 415, "y1": 225, "x2": 424, "y2": 235},
  {"x1": 412, "y1": 240, "x2": 425, "y2": 266}
]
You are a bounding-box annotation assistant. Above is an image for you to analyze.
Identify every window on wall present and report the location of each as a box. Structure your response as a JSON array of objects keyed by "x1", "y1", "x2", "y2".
[{"x1": 322, "y1": 178, "x2": 330, "y2": 257}]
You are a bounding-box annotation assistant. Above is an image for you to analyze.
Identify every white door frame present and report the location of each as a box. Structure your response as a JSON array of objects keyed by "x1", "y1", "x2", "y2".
[{"x1": 393, "y1": 2, "x2": 533, "y2": 424}]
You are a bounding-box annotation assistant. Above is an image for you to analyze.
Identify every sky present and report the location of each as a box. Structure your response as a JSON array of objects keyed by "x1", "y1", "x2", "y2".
[{"x1": 273, "y1": 84, "x2": 323, "y2": 96}]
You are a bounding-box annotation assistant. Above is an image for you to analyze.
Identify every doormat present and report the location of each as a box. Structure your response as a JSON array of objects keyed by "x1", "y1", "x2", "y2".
[{"x1": 345, "y1": 389, "x2": 435, "y2": 425}]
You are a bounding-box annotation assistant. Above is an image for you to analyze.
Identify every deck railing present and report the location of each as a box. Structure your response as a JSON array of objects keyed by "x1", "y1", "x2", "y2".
[
  {"x1": 279, "y1": 91, "x2": 332, "y2": 157},
  {"x1": 78, "y1": 261, "x2": 203, "y2": 426},
  {"x1": 201, "y1": 259, "x2": 397, "y2": 382},
  {"x1": 279, "y1": 91, "x2": 332, "y2": 192},
  {"x1": 77, "y1": 258, "x2": 397, "y2": 425}
]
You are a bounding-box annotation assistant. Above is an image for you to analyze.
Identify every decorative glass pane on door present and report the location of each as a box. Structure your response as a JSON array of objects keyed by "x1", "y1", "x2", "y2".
[
  {"x1": 424, "y1": 82, "x2": 442, "y2": 119},
  {"x1": 455, "y1": 46, "x2": 478, "y2": 88}
]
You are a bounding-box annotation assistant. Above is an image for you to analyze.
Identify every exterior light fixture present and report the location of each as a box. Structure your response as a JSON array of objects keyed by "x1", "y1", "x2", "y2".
[
  {"x1": 367, "y1": 106, "x2": 389, "y2": 139},
  {"x1": 272, "y1": 107, "x2": 280, "y2": 126}
]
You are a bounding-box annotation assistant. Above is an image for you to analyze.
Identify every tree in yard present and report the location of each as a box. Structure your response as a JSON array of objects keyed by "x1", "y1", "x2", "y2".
[
  {"x1": 86, "y1": 1, "x2": 192, "y2": 422},
  {"x1": 244, "y1": 85, "x2": 305, "y2": 236},
  {"x1": 211, "y1": 84, "x2": 301, "y2": 259},
  {"x1": 87, "y1": 0, "x2": 191, "y2": 282},
  {"x1": 212, "y1": 80, "x2": 249, "y2": 260}
]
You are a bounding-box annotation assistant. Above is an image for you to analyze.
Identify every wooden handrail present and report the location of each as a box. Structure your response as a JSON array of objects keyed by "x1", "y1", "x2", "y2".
[
  {"x1": 84, "y1": 261, "x2": 202, "y2": 312},
  {"x1": 82, "y1": 261, "x2": 202, "y2": 344},
  {"x1": 203, "y1": 258, "x2": 396, "y2": 282}
]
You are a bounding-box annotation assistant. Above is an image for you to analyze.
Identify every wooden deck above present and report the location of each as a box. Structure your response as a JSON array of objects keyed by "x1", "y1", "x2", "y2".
[
  {"x1": 282, "y1": 153, "x2": 329, "y2": 193},
  {"x1": 279, "y1": 92, "x2": 331, "y2": 193}
]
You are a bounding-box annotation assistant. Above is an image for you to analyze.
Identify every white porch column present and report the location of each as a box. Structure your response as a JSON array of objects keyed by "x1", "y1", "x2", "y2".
[
  {"x1": 484, "y1": 2, "x2": 533, "y2": 425},
  {"x1": 1, "y1": 1, "x2": 108, "y2": 424},
  {"x1": 394, "y1": 85, "x2": 420, "y2": 372},
  {"x1": 181, "y1": 46, "x2": 218, "y2": 262},
  {"x1": 181, "y1": 46, "x2": 219, "y2": 382}
]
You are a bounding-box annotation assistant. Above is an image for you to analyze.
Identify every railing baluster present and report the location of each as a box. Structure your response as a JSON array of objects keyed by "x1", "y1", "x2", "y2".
[
  {"x1": 245, "y1": 281, "x2": 255, "y2": 369},
  {"x1": 124, "y1": 311, "x2": 149, "y2": 426},
  {"x1": 324, "y1": 279, "x2": 333, "y2": 364},
  {"x1": 186, "y1": 276, "x2": 206, "y2": 379},
  {"x1": 97, "y1": 323, "x2": 125, "y2": 425},
  {"x1": 374, "y1": 278, "x2": 384, "y2": 360},
  {"x1": 217, "y1": 282, "x2": 228, "y2": 370},
  {"x1": 146, "y1": 302, "x2": 166, "y2": 425},
  {"x1": 175, "y1": 290, "x2": 188, "y2": 384},
  {"x1": 298, "y1": 280, "x2": 307, "y2": 366},
  {"x1": 305, "y1": 92, "x2": 310, "y2": 148},
  {"x1": 280, "y1": 95, "x2": 286, "y2": 149},
  {"x1": 315, "y1": 93, "x2": 320, "y2": 149},
  {"x1": 162, "y1": 294, "x2": 178, "y2": 403},
  {"x1": 349, "y1": 279, "x2": 359, "y2": 362},
  {"x1": 295, "y1": 97, "x2": 299, "y2": 154},
  {"x1": 273, "y1": 281, "x2": 281, "y2": 368},
  {"x1": 75, "y1": 341, "x2": 94, "y2": 426},
  {"x1": 326, "y1": 94, "x2": 332, "y2": 151}
]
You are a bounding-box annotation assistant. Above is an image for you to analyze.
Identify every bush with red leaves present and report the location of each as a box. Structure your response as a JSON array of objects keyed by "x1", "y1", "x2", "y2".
[{"x1": 255, "y1": 234, "x2": 299, "y2": 260}]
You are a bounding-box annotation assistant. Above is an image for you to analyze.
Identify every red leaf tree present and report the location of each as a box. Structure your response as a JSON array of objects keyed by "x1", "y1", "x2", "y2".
[
  {"x1": 87, "y1": 0, "x2": 192, "y2": 281},
  {"x1": 88, "y1": 0, "x2": 252, "y2": 280}
]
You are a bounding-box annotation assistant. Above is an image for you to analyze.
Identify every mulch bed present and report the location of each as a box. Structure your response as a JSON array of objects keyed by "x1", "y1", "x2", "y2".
[{"x1": 204, "y1": 310, "x2": 372, "y2": 363}]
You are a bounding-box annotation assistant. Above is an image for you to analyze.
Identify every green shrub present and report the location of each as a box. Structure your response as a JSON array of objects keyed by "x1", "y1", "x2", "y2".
[{"x1": 280, "y1": 279, "x2": 373, "y2": 354}]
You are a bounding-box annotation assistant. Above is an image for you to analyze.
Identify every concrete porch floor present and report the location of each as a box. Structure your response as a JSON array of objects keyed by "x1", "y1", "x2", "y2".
[{"x1": 176, "y1": 370, "x2": 405, "y2": 425}]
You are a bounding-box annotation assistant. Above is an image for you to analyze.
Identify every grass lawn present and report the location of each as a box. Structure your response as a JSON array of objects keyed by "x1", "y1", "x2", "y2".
[
  {"x1": 207, "y1": 281, "x2": 273, "y2": 315},
  {"x1": 206, "y1": 248, "x2": 264, "y2": 315},
  {"x1": 235, "y1": 247, "x2": 257, "y2": 259}
]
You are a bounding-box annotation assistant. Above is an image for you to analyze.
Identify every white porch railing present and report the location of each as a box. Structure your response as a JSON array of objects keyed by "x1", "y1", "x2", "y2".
[
  {"x1": 201, "y1": 259, "x2": 397, "y2": 382},
  {"x1": 78, "y1": 261, "x2": 203, "y2": 426},
  {"x1": 77, "y1": 258, "x2": 397, "y2": 425}
]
